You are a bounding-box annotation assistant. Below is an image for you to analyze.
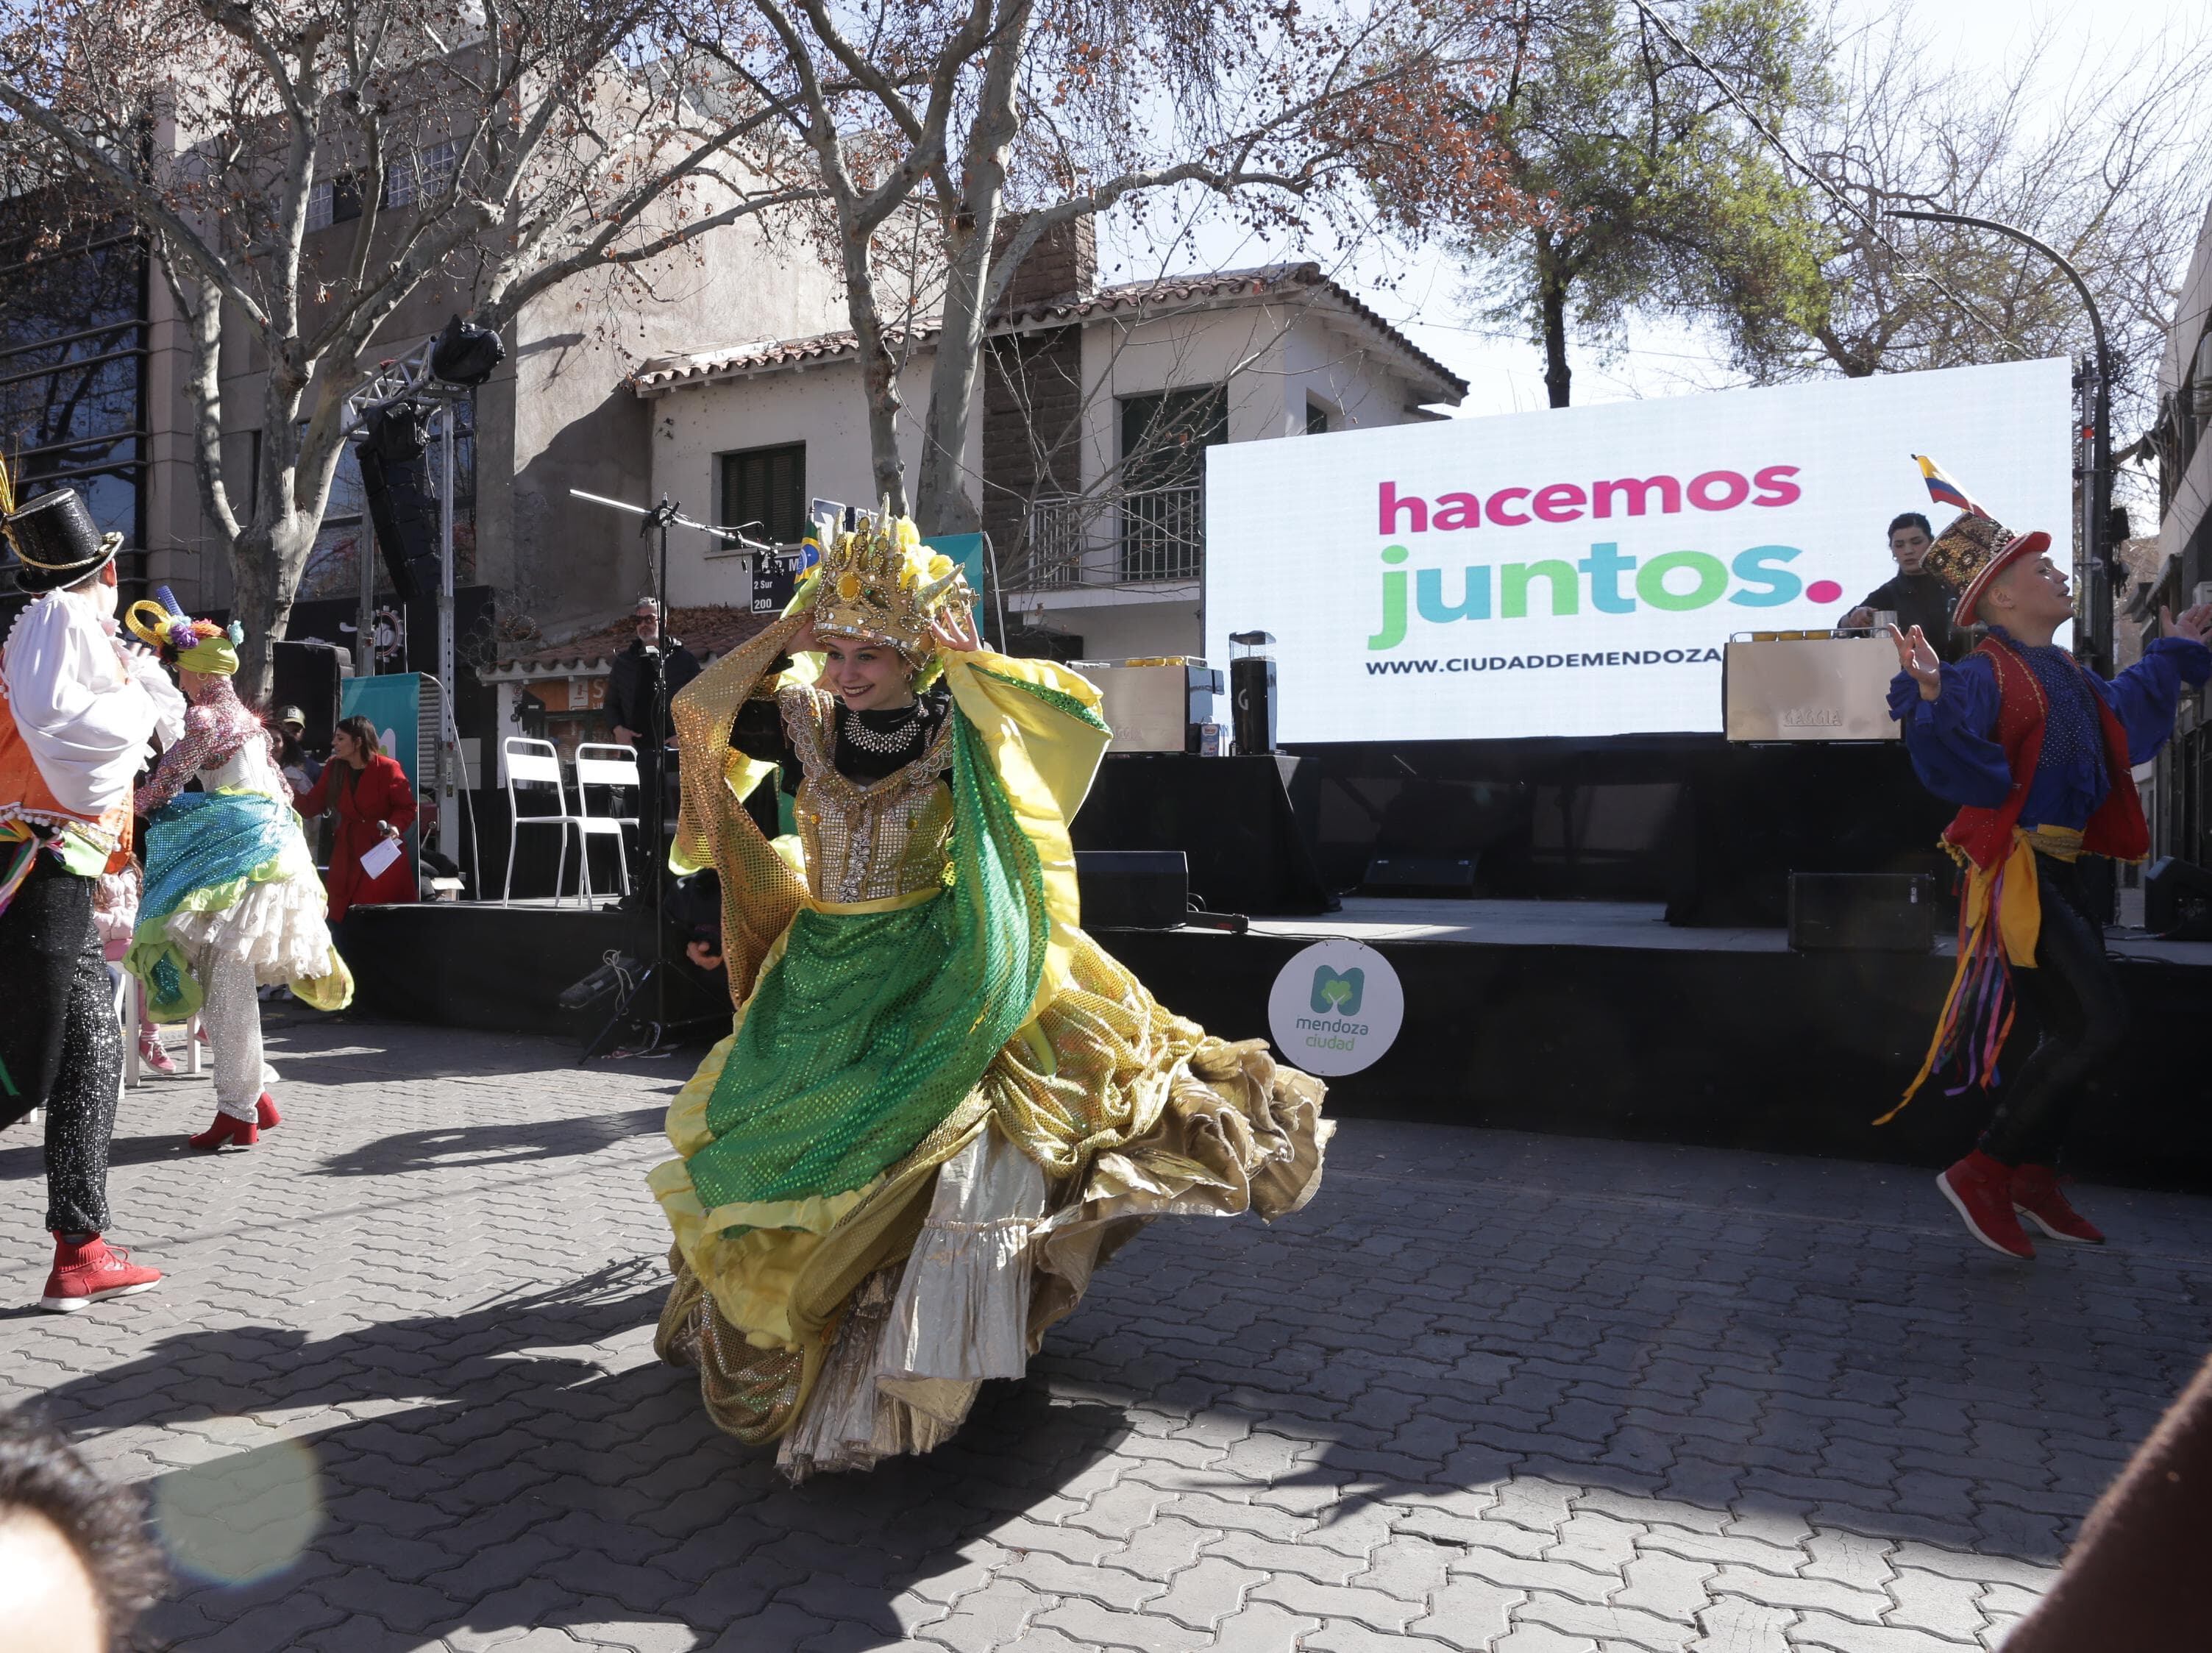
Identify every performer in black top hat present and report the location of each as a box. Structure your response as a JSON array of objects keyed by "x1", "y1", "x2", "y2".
[{"x1": 0, "y1": 480, "x2": 179, "y2": 1311}]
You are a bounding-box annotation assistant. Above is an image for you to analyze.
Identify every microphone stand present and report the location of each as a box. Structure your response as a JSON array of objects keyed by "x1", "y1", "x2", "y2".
[{"x1": 567, "y1": 490, "x2": 775, "y2": 1062}]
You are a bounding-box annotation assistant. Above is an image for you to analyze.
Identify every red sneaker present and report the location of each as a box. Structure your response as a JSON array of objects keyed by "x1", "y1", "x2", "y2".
[
  {"x1": 255, "y1": 1092, "x2": 282, "y2": 1130},
  {"x1": 187, "y1": 1112, "x2": 258, "y2": 1151},
  {"x1": 136, "y1": 1031, "x2": 177, "y2": 1076},
  {"x1": 40, "y1": 1234, "x2": 163, "y2": 1313},
  {"x1": 2012, "y1": 1164, "x2": 2105, "y2": 1245},
  {"x1": 1937, "y1": 1151, "x2": 2035, "y2": 1260}
]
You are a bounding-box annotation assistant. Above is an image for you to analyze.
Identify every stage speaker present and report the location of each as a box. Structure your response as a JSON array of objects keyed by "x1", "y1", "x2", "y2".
[
  {"x1": 1363, "y1": 854, "x2": 1476, "y2": 897},
  {"x1": 1072, "y1": 753, "x2": 1334, "y2": 916},
  {"x1": 2144, "y1": 856, "x2": 2212, "y2": 941},
  {"x1": 1075, "y1": 850, "x2": 1187, "y2": 928},
  {"x1": 271, "y1": 640, "x2": 343, "y2": 749},
  {"x1": 1231, "y1": 655, "x2": 1276, "y2": 755},
  {"x1": 1788, "y1": 872, "x2": 1935, "y2": 953},
  {"x1": 358, "y1": 400, "x2": 440, "y2": 600}
]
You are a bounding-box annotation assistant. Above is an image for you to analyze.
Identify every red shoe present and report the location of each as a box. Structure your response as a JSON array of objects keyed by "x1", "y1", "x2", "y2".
[
  {"x1": 40, "y1": 1234, "x2": 163, "y2": 1312},
  {"x1": 255, "y1": 1093, "x2": 282, "y2": 1130},
  {"x1": 187, "y1": 1112, "x2": 258, "y2": 1151},
  {"x1": 1937, "y1": 1151, "x2": 2035, "y2": 1260},
  {"x1": 136, "y1": 1031, "x2": 177, "y2": 1075},
  {"x1": 2012, "y1": 1163, "x2": 2105, "y2": 1244}
]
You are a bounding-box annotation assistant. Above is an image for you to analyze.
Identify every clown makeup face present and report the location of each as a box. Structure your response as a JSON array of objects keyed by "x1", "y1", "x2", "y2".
[{"x1": 819, "y1": 637, "x2": 915, "y2": 712}]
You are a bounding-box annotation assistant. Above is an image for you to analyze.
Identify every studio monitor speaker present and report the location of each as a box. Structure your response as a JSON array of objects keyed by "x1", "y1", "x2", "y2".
[{"x1": 1075, "y1": 850, "x2": 1188, "y2": 929}]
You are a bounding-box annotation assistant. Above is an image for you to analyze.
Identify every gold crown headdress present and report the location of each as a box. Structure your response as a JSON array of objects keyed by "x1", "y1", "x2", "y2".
[{"x1": 807, "y1": 512, "x2": 971, "y2": 658}]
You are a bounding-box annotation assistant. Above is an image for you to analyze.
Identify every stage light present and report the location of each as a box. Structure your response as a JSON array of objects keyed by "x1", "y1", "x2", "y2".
[{"x1": 430, "y1": 313, "x2": 505, "y2": 387}]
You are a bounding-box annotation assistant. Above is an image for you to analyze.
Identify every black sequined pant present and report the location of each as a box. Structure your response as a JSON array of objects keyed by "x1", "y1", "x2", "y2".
[
  {"x1": 1979, "y1": 853, "x2": 2130, "y2": 1167},
  {"x1": 0, "y1": 854, "x2": 121, "y2": 1234}
]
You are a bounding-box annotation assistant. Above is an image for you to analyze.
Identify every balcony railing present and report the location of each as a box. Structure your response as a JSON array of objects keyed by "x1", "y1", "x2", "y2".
[{"x1": 1020, "y1": 484, "x2": 1203, "y2": 589}]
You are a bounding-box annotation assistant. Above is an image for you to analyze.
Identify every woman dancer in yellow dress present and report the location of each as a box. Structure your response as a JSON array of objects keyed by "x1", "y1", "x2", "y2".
[{"x1": 650, "y1": 516, "x2": 1331, "y2": 1476}]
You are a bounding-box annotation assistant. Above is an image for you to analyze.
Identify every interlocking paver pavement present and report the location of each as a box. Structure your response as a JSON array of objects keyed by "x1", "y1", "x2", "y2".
[{"x1": 7, "y1": 1017, "x2": 2212, "y2": 1652}]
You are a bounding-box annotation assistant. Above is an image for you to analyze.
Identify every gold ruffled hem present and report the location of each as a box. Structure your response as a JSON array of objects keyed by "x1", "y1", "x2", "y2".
[{"x1": 654, "y1": 925, "x2": 1331, "y2": 1454}]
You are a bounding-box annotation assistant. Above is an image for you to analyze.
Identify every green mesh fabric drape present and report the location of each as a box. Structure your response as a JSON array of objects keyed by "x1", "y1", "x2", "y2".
[{"x1": 687, "y1": 708, "x2": 1049, "y2": 1216}]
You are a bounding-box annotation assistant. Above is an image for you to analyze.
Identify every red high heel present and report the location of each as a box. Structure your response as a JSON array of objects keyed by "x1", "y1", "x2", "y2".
[
  {"x1": 255, "y1": 1093, "x2": 282, "y2": 1129},
  {"x1": 187, "y1": 1112, "x2": 258, "y2": 1151}
]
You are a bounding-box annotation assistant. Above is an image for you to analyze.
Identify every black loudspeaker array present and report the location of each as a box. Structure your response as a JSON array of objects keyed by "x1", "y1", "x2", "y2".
[
  {"x1": 270, "y1": 641, "x2": 343, "y2": 749},
  {"x1": 358, "y1": 400, "x2": 440, "y2": 601}
]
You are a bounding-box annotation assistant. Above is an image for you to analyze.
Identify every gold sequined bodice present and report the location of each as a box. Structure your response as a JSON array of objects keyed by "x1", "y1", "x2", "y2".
[{"x1": 778, "y1": 685, "x2": 954, "y2": 904}]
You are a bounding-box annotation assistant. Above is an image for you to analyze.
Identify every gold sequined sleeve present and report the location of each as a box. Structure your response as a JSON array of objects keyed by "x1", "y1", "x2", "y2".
[{"x1": 670, "y1": 614, "x2": 812, "y2": 1003}]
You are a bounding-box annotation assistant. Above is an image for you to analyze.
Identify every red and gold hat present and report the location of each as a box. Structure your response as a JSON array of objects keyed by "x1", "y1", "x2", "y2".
[{"x1": 1910, "y1": 457, "x2": 2049, "y2": 628}]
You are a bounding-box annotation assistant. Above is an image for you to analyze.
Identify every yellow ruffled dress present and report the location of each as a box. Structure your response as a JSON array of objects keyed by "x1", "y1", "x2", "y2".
[{"x1": 649, "y1": 614, "x2": 1330, "y2": 1476}]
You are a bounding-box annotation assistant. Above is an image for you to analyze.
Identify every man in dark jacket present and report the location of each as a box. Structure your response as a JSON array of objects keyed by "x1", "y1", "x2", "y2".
[
  {"x1": 602, "y1": 598, "x2": 698, "y2": 903},
  {"x1": 605, "y1": 598, "x2": 700, "y2": 750},
  {"x1": 1840, "y1": 512, "x2": 1965, "y2": 660}
]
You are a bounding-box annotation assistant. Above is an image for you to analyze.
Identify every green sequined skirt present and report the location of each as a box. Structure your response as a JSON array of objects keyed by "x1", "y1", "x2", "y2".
[{"x1": 686, "y1": 891, "x2": 1008, "y2": 1215}]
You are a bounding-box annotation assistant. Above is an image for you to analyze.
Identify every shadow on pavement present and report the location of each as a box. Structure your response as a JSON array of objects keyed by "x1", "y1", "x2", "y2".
[
  {"x1": 308, "y1": 1106, "x2": 667, "y2": 1177},
  {"x1": 33, "y1": 1260, "x2": 1128, "y2": 1652}
]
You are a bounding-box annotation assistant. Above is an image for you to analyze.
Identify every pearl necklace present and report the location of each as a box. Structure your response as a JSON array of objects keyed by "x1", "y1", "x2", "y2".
[{"x1": 840, "y1": 700, "x2": 924, "y2": 755}]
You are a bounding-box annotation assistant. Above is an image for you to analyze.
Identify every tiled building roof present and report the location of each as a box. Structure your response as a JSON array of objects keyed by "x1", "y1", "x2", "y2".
[
  {"x1": 630, "y1": 263, "x2": 1466, "y2": 400},
  {"x1": 487, "y1": 604, "x2": 775, "y2": 678}
]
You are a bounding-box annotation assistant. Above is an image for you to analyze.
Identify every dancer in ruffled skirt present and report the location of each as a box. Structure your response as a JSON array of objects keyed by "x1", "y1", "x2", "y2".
[
  {"x1": 124, "y1": 597, "x2": 352, "y2": 1149},
  {"x1": 650, "y1": 516, "x2": 1331, "y2": 1477}
]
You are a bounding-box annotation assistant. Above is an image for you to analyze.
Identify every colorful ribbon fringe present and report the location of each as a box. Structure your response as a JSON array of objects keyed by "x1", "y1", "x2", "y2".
[
  {"x1": 1880, "y1": 833, "x2": 2044, "y2": 1125},
  {"x1": 0, "y1": 824, "x2": 39, "y2": 920}
]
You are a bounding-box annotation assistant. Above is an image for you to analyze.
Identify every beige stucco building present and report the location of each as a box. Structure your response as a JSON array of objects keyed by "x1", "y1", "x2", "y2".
[
  {"x1": 631, "y1": 235, "x2": 1465, "y2": 664},
  {"x1": 128, "y1": 177, "x2": 843, "y2": 641}
]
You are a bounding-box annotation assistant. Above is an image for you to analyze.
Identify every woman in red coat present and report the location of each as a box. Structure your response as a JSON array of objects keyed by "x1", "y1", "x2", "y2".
[{"x1": 296, "y1": 716, "x2": 418, "y2": 921}]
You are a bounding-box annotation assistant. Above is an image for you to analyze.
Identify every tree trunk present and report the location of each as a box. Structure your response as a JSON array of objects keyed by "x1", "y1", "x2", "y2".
[
  {"x1": 859, "y1": 340, "x2": 909, "y2": 518},
  {"x1": 227, "y1": 513, "x2": 316, "y2": 704},
  {"x1": 914, "y1": 212, "x2": 995, "y2": 536},
  {"x1": 914, "y1": 0, "x2": 1031, "y2": 538},
  {"x1": 1539, "y1": 244, "x2": 1573, "y2": 409},
  {"x1": 228, "y1": 526, "x2": 275, "y2": 703}
]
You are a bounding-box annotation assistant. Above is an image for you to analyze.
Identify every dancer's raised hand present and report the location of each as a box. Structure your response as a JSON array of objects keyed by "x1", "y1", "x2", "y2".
[
  {"x1": 1890, "y1": 622, "x2": 1942, "y2": 700},
  {"x1": 2162, "y1": 602, "x2": 2212, "y2": 647},
  {"x1": 929, "y1": 605, "x2": 982, "y2": 653}
]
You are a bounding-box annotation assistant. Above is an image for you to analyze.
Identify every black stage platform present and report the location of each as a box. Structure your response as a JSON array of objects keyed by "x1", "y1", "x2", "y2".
[
  {"x1": 339, "y1": 900, "x2": 717, "y2": 1040},
  {"x1": 1098, "y1": 898, "x2": 2212, "y2": 1193},
  {"x1": 336, "y1": 893, "x2": 2212, "y2": 1192}
]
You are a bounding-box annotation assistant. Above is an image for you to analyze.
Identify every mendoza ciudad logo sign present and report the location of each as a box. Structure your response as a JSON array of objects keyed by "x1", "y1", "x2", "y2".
[{"x1": 1267, "y1": 940, "x2": 1404, "y2": 1077}]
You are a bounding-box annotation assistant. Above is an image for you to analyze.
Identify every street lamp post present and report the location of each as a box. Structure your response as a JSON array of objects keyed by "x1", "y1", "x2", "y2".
[{"x1": 1885, "y1": 208, "x2": 2116, "y2": 672}]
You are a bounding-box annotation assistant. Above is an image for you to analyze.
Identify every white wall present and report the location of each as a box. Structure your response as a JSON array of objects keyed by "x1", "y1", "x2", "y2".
[
  {"x1": 1070, "y1": 299, "x2": 1429, "y2": 498},
  {"x1": 644, "y1": 349, "x2": 984, "y2": 608},
  {"x1": 1035, "y1": 596, "x2": 1202, "y2": 662},
  {"x1": 1015, "y1": 298, "x2": 1430, "y2": 661}
]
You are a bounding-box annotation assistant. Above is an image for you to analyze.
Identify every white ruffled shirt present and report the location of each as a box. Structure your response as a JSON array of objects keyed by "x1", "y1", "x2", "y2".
[{"x1": 1, "y1": 585, "x2": 179, "y2": 818}]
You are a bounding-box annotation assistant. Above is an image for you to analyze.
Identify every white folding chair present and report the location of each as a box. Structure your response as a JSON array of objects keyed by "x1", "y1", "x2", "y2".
[
  {"x1": 502, "y1": 736, "x2": 591, "y2": 905},
  {"x1": 573, "y1": 742, "x2": 641, "y2": 899}
]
